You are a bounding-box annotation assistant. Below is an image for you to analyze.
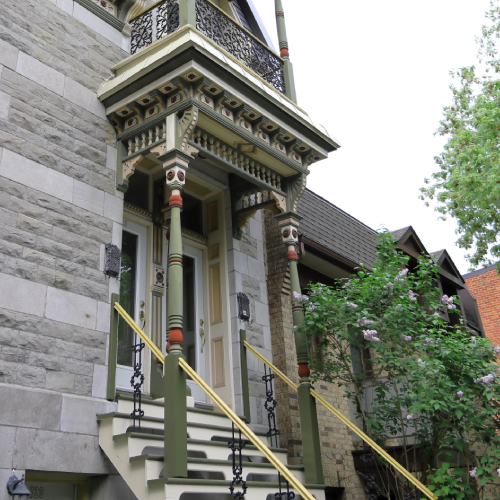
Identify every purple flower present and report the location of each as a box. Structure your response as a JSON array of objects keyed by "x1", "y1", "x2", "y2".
[
  {"x1": 424, "y1": 337, "x2": 436, "y2": 345},
  {"x1": 308, "y1": 302, "x2": 316, "y2": 311},
  {"x1": 457, "y1": 391, "x2": 464, "y2": 399},
  {"x1": 346, "y1": 302, "x2": 358, "y2": 310},
  {"x1": 383, "y1": 282, "x2": 394, "y2": 289},
  {"x1": 417, "y1": 358, "x2": 428, "y2": 366},
  {"x1": 441, "y1": 294, "x2": 457, "y2": 310},
  {"x1": 469, "y1": 467, "x2": 477, "y2": 478},
  {"x1": 363, "y1": 329, "x2": 380, "y2": 342},
  {"x1": 494, "y1": 346, "x2": 500, "y2": 354},
  {"x1": 394, "y1": 269, "x2": 409, "y2": 282},
  {"x1": 357, "y1": 318, "x2": 374, "y2": 327},
  {"x1": 401, "y1": 335, "x2": 412, "y2": 342},
  {"x1": 408, "y1": 290, "x2": 417, "y2": 302},
  {"x1": 474, "y1": 374, "x2": 496, "y2": 386},
  {"x1": 293, "y1": 291, "x2": 302, "y2": 301}
]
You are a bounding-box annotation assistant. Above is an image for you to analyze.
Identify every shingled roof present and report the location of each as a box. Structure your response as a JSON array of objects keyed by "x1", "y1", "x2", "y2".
[{"x1": 296, "y1": 189, "x2": 379, "y2": 269}]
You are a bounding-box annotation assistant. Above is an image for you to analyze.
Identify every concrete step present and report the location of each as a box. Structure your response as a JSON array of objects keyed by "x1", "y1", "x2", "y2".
[
  {"x1": 98, "y1": 412, "x2": 270, "y2": 445},
  {"x1": 154, "y1": 478, "x2": 326, "y2": 500},
  {"x1": 130, "y1": 454, "x2": 306, "y2": 483},
  {"x1": 117, "y1": 396, "x2": 248, "y2": 427},
  {"x1": 113, "y1": 431, "x2": 288, "y2": 462}
]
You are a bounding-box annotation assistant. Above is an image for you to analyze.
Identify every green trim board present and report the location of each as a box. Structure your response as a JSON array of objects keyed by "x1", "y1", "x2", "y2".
[
  {"x1": 106, "y1": 293, "x2": 120, "y2": 401},
  {"x1": 74, "y1": 0, "x2": 126, "y2": 32},
  {"x1": 240, "y1": 330, "x2": 251, "y2": 423}
]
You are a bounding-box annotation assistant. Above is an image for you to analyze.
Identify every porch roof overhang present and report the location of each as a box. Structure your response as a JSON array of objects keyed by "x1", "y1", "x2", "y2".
[{"x1": 97, "y1": 25, "x2": 340, "y2": 156}]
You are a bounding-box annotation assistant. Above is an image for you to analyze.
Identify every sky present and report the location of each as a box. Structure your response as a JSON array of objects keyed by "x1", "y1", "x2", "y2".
[{"x1": 252, "y1": 0, "x2": 492, "y2": 274}]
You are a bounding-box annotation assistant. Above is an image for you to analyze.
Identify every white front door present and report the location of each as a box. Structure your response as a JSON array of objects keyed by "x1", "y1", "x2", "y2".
[
  {"x1": 181, "y1": 243, "x2": 206, "y2": 403},
  {"x1": 116, "y1": 220, "x2": 148, "y2": 390}
]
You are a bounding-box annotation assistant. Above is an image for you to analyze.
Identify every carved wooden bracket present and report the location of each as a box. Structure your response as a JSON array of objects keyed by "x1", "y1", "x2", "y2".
[{"x1": 123, "y1": 154, "x2": 143, "y2": 181}]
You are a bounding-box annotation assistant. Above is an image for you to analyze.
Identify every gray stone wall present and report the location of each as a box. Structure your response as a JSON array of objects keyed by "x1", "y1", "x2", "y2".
[
  {"x1": 225, "y1": 191, "x2": 272, "y2": 431},
  {"x1": 0, "y1": 0, "x2": 130, "y2": 492}
]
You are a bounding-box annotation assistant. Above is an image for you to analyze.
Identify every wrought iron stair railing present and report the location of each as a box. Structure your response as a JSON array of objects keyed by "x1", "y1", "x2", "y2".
[
  {"x1": 112, "y1": 302, "x2": 316, "y2": 500},
  {"x1": 241, "y1": 340, "x2": 437, "y2": 500},
  {"x1": 129, "y1": 0, "x2": 286, "y2": 95}
]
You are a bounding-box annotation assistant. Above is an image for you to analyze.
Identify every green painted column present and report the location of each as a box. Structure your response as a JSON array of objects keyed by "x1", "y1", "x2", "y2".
[
  {"x1": 162, "y1": 149, "x2": 190, "y2": 478},
  {"x1": 179, "y1": 0, "x2": 196, "y2": 27},
  {"x1": 275, "y1": 0, "x2": 297, "y2": 103},
  {"x1": 275, "y1": 212, "x2": 324, "y2": 485}
]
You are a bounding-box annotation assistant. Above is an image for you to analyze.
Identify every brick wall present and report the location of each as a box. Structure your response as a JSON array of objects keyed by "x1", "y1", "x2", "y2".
[
  {"x1": 465, "y1": 266, "x2": 500, "y2": 350},
  {"x1": 263, "y1": 210, "x2": 366, "y2": 500}
]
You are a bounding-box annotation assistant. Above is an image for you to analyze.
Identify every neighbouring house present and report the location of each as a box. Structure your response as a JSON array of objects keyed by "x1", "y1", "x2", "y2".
[
  {"x1": 464, "y1": 264, "x2": 500, "y2": 353},
  {"x1": 0, "y1": 2, "x2": 486, "y2": 500}
]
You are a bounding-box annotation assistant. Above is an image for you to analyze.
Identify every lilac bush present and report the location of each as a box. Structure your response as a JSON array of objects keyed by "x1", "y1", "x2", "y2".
[{"x1": 300, "y1": 232, "x2": 500, "y2": 499}]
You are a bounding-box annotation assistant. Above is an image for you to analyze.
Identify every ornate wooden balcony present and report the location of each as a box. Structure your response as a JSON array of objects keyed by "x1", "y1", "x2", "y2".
[{"x1": 130, "y1": 0, "x2": 286, "y2": 94}]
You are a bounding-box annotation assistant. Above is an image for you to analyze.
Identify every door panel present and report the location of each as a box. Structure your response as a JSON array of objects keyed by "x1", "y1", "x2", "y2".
[
  {"x1": 116, "y1": 220, "x2": 148, "y2": 390},
  {"x1": 172, "y1": 242, "x2": 206, "y2": 402}
]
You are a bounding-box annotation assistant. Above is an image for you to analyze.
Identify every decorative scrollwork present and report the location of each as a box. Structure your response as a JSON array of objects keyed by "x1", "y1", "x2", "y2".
[
  {"x1": 228, "y1": 423, "x2": 248, "y2": 499},
  {"x1": 131, "y1": 9, "x2": 153, "y2": 55},
  {"x1": 157, "y1": 0, "x2": 180, "y2": 41},
  {"x1": 195, "y1": 0, "x2": 286, "y2": 94},
  {"x1": 131, "y1": 0, "x2": 180, "y2": 55},
  {"x1": 130, "y1": 340, "x2": 145, "y2": 430},
  {"x1": 262, "y1": 364, "x2": 280, "y2": 448},
  {"x1": 275, "y1": 473, "x2": 295, "y2": 500}
]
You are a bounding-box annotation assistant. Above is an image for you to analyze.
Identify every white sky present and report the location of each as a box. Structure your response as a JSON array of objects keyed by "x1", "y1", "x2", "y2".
[{"x1": 252, "y1": 0, "x2": 492, "y2": 273}]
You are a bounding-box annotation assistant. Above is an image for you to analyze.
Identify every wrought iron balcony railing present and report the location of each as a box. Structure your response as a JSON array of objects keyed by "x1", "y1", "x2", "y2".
[
  {"x1": 130, "y1": 0, "x2": 286, "y2": 95},
  {"x1": 130, "y1": 0, "x2": 180, "y2": 54}
]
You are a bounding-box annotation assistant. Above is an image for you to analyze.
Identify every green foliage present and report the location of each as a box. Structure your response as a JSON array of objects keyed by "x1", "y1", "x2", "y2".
[
  {"x1": 302, "y1": 232, "x2": 500, "y2": 499},
  {"x1": 420, "y1": 0, "x2": 500, "y2": 269}
]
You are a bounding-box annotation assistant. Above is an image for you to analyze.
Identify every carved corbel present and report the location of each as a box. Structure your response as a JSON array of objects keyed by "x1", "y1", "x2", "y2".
[
  {"x1": 123, "y1": 154, "x2": 143, "y2": 181},
  {"x1": 286, "y1": 173, "x2": 307, "y2": 212},
  {"x1": 176, "y1": 106, "x2": 199, "y2": 152},
  {"x1": 150, "y1": 142, "x2": 167, "y2": 157},
  {"x1": 270, "y1": 191, "x2": 286, "y2": 213}
]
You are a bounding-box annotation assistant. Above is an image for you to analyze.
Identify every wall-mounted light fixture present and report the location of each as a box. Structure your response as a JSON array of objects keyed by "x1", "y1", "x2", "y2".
[
  {"x1": 237, "y1": 292, "x2": 250, "y2": 321},
  {"x1": 6, "y1": 472, "x2": 30, "y2": 500},
  {"x1": 104, "y1": 243, "x2": 121, "y2": 278}
]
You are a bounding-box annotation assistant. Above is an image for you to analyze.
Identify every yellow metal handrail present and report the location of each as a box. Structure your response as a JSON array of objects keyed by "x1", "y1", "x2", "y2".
[
  {"x1": 178, "y1": 358, "x2": 315, "y2": 500},
  {"x1": 243, "y1": 340, "x2": 436, "y2": 500},
  {"x1": 113, "y1": 303, "x2": 314, "y2": 500}
]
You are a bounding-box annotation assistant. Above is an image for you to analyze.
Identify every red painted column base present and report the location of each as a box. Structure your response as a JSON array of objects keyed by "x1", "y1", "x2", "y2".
[
  {"x1": 169, "y1": 195, "x2": 183, "y2": 208},
  {"x1": 298, "y1": 363, "x2": 310, "y2": 378},
  {"x1": 167, "y1": 328, "x2": 183, "y2": 353}
]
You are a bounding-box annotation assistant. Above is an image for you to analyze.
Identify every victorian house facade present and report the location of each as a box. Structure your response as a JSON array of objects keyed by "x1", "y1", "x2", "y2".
[{"x1": 0, "y1": 2, "x2": 485, "y2": 500}]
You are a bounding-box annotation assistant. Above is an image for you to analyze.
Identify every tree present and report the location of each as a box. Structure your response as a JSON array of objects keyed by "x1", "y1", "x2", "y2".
[
  {"x1": 301, "y1": 233, "x2": 500, "y2": 499},
  {"x1": 420, "y1": 0, "x2": 500, "y2": 269}
]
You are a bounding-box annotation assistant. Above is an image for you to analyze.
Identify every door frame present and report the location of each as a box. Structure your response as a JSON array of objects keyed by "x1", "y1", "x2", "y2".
[{"x1": 116, "y1": 218, "x2": 149, "y2": 391}]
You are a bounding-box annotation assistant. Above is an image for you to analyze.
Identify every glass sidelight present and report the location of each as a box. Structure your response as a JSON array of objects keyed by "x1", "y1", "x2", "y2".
[
  {"x1": 116, "y1": 220, "x2": 148, "y2": 390},
  {"x1": 117, "y1": 230, "x2": 138, "y2": 367}
]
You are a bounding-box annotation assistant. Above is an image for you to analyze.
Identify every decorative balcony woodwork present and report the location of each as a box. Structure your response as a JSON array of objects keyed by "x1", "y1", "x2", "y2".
[{"x1": 130, "y1": 0, "x2": 285, "y2": 94}]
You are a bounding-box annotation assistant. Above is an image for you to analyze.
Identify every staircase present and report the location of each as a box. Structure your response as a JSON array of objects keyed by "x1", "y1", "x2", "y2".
[{"x1": 98, "y1": 394, "x2": 326, "y2": 500}]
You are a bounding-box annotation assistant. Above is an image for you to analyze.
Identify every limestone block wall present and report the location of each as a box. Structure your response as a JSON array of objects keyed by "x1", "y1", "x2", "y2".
[
  {"x1": 263, "y1": 211, "x2": 366, "y2": 500},
  {"x1": 225, "y1": 191, "x2": 272, "y2": 430},
  {"x1": 0, "y1": 0, "x2": 134, "y2": 496}
]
